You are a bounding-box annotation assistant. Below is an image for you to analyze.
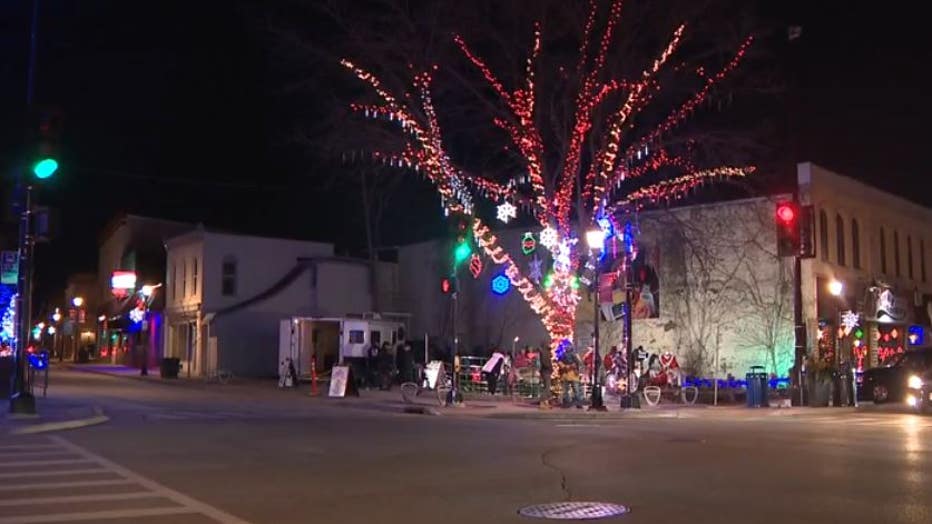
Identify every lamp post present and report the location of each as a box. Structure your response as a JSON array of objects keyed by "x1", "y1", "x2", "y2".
[
  {"x1": 828, "y1": 280, "x2": 843, "y2": 368},
  {"x1": 585, "y1": 228, "x2": 607, "y2": 411},
  {"x1": 51, "y1": 310, "x2": 61, "y2": 360},
  {"x1": 71, "y1": 296, "x2": 84, "y2": 363},
  {"x1": 511, "y1": 336, "x2": 519, "y2": 360}
]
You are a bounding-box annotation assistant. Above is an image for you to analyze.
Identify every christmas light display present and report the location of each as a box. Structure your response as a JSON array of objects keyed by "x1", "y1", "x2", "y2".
[
  {"x1": 343, "y1": 0, "x2": 753, "y2": 348},
  {"x1": 840, "y1": 310, "x2": 860, "y2": 336},
  {"x1": 521, "y1": 232, "x2": 536, "y2": 255},
  {"x1": 0, "y1": 287, "x2": 15, "y2": 345},
  {"x1": 491, "y1": 274, "x2": 511, "y2": 295},
  {"x1": 469, "y1": 254, "x2": 483, "y2": 279},
  {"x1": 496, "y1": 202, "x2": 517, "y2": 223}
]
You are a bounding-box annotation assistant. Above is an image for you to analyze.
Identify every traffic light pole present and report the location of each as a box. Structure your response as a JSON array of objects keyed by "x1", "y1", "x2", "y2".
[
  {"x1": 10, "y1": 184, "x2": 36, "y2": 414},
  {"x1": 10, "y1": 0, "x2": 42, "y2": 414}
]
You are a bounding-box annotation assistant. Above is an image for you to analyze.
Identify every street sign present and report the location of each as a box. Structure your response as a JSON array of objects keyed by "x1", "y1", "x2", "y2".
[{"x1": 1, "y1": 251, "x2": 18, "y2": 285}]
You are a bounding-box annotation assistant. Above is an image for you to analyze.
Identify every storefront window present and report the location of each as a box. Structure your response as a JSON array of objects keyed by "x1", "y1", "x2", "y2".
[{"x1": 877, "y1": 325, "x2": 905, "y2": 366}]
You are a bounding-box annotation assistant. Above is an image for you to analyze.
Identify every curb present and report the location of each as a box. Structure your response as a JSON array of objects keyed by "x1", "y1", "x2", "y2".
[
  {"x1": 9, "y1": 407, "x2": 110, "y2": 435},
  {"x1": 402, "y1": 405, "x2": 441, "y2": 416}
]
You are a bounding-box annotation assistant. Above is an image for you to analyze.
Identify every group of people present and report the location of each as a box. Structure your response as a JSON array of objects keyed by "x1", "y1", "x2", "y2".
[{"x1": 365, "y1": 340, "x2": 416, "y2": 390}]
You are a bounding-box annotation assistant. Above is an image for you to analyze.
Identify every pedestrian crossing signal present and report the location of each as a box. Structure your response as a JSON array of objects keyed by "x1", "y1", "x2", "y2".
[{"x1": 441, "y1": 277, "x2": 454, "y2": 294}]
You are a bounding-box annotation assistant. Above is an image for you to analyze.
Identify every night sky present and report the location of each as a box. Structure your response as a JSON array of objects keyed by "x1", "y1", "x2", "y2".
[{"x1": 0, "y1": 0, "x2": 929, "y2": 309}]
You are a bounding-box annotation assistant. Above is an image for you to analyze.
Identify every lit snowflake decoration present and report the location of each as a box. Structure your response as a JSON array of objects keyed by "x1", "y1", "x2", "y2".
[
  {"x1": 552, "y1": 239, "x2": 574, "y2": 272},
  {"x1": 129, "y1": 307, "x2": 145, "y2": 324},
  {"x1": 539, "y1": 226, "x2": 558, "y2": 250},
  {"x1": 496, "y1": 202, "x2": 517, "y2": 223},
  {"x1": 528, "y1": 257, "x2": 543, "y2": 283},
  {"x1": 841, "y1": 310, "x2": 860, "y2": 335}
]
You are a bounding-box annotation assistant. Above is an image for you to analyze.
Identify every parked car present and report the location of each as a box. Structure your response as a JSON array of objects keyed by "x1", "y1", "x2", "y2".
[
  {"x1": 905, "y1": 368, "x2": 932, "y2": 413},
  {"x1": 861, "y1": 348, "x2": 932, "y2": 403}
]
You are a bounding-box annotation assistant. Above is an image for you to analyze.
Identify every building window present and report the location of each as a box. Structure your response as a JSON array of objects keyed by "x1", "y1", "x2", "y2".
[
  {"x1": 894, "y1": 230, "x2": 901, "y2": 276},
  {"x1": 170, "y1": 262, "x2": 176, "y2": 301},
  {"x1": 880, "y1": 228, "x2": 887, "y2": 274},
  {"x1": 819, "y1": 210, "x2": 829, "y2": 261},
  {"x1": 835, "y1": 214, "x2": 845, "y2": 266},
  {"x1": 221, "y1": 257, "x2": 237, "y2": 296},
  {"x1": 192, "y1": 257, "x2": 198, "y2": 296},
  {"x1": 922, "y1": 238, "x2": 928, "y2": 283},
  {"x1": 348, "y1": 330, "x2": 364, "y2": 344},
  {"x1": 181, "y1": 259, "x2": 187, "y2": 297},
  {"x1": 851, "y1": 219, "x2": 860, "y2": 269},
  {"x1": 907, "y1": 236, "x2": 914, "y2": 280}
]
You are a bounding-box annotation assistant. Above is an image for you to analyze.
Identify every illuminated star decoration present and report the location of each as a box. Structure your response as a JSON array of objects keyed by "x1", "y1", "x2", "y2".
[
  {"x1": 840, "y1": 310, "x2": 860, "y2": 336},
  {"x1": 496, "y1": 201, "x2": 517, "y2": 223},
  {"x1": 528, "y1": 256, "x2": 543, "y2": 283},
  {"x1": 539, "y1": 226, "x2": 558, "y2": 250}
]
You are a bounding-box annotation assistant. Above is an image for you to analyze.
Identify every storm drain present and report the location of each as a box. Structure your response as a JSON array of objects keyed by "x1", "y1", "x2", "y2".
[{"x1": 518, "y1": 502, "x2": 629, "y2": 520}]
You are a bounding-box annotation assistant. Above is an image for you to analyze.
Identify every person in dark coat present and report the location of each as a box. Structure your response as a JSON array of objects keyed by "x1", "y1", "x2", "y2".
[
  {"x1": 399, "y1": 343, "x2": 415, "y2": 383},
  {"x1": 539, "y1": 345, "x2": 553, "y2": 409},
  {"x1": 378, "y1": 342, "x2": 394, "y2": 390},
  {"x1": 366, "y1": 342, "x2": 380, "y2": 389}
]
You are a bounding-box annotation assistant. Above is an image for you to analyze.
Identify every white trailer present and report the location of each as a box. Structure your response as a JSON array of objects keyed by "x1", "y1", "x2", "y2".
[{"x1": 278, "y1": 314, "x2": 407, "y2": 379}]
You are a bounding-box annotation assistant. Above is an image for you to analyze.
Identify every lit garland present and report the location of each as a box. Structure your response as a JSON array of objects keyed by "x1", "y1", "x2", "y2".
[
  {"x1": 609, "y1": 167, "x2": 754, "y2": 212},
  {"x1": 343, "y1": 0, "x2": 754, "y2": 350}
]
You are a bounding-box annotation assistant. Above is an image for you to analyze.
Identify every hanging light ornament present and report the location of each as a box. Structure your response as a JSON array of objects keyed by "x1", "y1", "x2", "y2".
[
  {"x1": 528, "y1": 256, "x2": 543, "y2": 283},
  {"x1": 469, "y1": 254, "x2": 483, "y2": 279},
  {"x1": 521, "y1": 232, "x2": 537, "y2": 255},
  {"x1": 539, "y1": 226, "x2": 558, "y2": 250},
  {"x1": 497, "y1": 201, "x2": 517, "y2": 223}
]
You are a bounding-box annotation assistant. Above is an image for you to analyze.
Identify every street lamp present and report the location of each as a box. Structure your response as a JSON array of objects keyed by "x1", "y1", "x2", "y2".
[
  {"x1": 512, "y1": 336, "x2": 519, "y2": 359},
  {"x1": 586, "y1": 228, "x2": 607, "y2": 411},
  {"x1": 72, "y1": 296, "x2": 84, "y2": 308},
  {"x1": 827, "y1": 279, "x2": 844, "y2": 404}
]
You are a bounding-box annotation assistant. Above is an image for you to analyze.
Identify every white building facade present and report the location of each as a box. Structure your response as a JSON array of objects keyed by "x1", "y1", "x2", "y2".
[
  {"x1": 396, "y1": 163, "x2": 932, "y2": 380},
  {"x1": 163, "y1": 229, "x2": 400, "y2": 378}
]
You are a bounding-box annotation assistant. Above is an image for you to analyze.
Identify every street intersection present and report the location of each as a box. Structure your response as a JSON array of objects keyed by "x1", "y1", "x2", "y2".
[{"x1": 2, "y1": 367, "x2": 930, "y2": 524}]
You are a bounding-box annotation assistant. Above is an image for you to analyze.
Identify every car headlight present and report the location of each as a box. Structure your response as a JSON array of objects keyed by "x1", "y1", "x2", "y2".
[{"x1": 907, "y1": 375, "x2": 923, "y2": 389}]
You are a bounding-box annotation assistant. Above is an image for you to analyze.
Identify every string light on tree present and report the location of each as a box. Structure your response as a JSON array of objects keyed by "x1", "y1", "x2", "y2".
[{"x1": 343, "y1": 0, "x2": 754, "y2": 349}]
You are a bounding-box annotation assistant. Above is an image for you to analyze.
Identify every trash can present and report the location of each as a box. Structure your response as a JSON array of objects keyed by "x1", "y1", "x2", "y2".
[
  {"x1": 160, "y1": 358, "x2": 181, "y2": 379},
  {"x1": 746, "y1": 366, "x2": 769, "y2": 408}
]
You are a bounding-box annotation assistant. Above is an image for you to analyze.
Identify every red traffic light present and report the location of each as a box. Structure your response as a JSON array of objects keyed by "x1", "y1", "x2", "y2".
[
  {"x1": 776, "y1": 203, "x2": 796, "y2": 224},
  {"x1": 441, "y1": 278, "x2": 452, "y2": 294}
]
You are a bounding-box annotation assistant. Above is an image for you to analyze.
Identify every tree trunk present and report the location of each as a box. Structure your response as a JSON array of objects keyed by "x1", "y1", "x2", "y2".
[{"x1": 360, "y1": 171, "x2": 380, "y2": 312}]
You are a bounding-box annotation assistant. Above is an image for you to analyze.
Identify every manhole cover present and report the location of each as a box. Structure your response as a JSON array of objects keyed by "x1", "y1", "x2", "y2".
[{"x1": 518, "y1": 502, "x2": 629, "y2": 520}]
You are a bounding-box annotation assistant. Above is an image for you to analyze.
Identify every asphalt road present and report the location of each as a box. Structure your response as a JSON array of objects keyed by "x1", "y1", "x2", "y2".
[{"x1": 2, "y1": 368, "x2": 931, "y2": 524}]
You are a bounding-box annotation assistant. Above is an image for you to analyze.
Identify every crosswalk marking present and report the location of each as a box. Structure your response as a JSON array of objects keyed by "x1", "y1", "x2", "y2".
[
  {"x1": 0, "y1": 492, "x2": 159, "y2": 507},
  {"x1": 3, "y1": 479, "x2": 134, "y2": 492},
  {"x1": 0, "y1": 435, "x2": 252, "y2": 524},
  {"x1": 0, "y1": 507, "x2": 197, "y2": 524},
  {"x1": 0, "y1": 469, "x2": 107, "y2": 480},
  {"x1": 0, "y1": 459, "x2": 92, "y2": 468}
]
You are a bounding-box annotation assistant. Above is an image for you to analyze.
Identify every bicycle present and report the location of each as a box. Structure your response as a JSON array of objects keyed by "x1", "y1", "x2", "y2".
[{"x1": 401, "y1": 362, "x2": 453, "y2": 406}]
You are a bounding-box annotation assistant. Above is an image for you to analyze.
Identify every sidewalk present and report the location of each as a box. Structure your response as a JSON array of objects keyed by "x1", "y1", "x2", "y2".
[
  {"x1": 1, "y1": 395, "x2": 108, "y2": 435},
  {"x1": 66, "y1": 364, "x2": 889, "y2": 420}
]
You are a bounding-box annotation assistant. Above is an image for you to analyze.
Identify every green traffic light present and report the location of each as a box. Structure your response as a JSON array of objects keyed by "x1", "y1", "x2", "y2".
[
  {"x1": 32, "y1": 158, "x2": 58, "y2": 179},
  {"x1": 453, "y1": 241, "x2": 472, "y2": 266}
]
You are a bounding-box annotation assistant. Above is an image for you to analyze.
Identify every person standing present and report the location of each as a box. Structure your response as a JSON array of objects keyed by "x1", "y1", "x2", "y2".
[
  {"x1": 367, "y1": 342, "x2": 379, "y2": 389},
  {"x1": 482, "y1": 350, "x2": 506, "y2": 395},
  {"x1": 399, "y1": 343, "x2": 415, "y2": 383},
  {"x1": 559, "y1": 346, "x2": 584, "y2": 408},
  {"x1": 539, "y1": 345, "x2": 553, "y2": 409}
]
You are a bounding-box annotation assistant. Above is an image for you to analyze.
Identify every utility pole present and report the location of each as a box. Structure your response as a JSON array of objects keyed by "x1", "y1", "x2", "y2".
[{"x1": 10, "y1": 0, "x2": 42, "y2": 415}]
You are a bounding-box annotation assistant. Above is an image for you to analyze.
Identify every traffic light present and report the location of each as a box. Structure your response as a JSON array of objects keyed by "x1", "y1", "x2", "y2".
[
  {"x1": 440, "y1": 277, "x2": 455, "y2": 294},
  {"x1": 449, "y1": 213, "x2": 473, "y2": 268},
  {"x1": 30, "y1": 107, "x2": 63, "y2": 180},
  {"x1": 775, "y1": 201, "x2": 800, "y2": 257}
]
